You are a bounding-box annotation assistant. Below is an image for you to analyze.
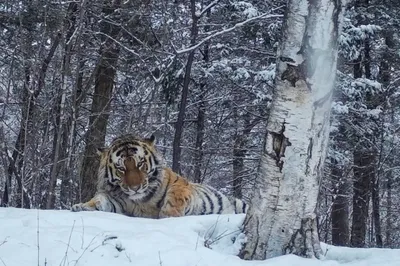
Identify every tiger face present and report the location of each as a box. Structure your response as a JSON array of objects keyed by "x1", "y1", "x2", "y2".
[{"x1": 97, "y1": 134, "x2": 163, "y2": 202}]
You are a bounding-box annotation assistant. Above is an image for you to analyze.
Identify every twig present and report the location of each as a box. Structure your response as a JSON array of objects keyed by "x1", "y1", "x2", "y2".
[
  {"x1": 195, "y1": 233, "x2": 200, "y2": 251},
  {"x1": 206, "y1": 229, "x2": 243, "y2": 247},
  {"x1": 158, "y1": 251, "x2": 163, "y2": 266},
  {"x1": 203, "y1": 216, "x2": 246, "y2": 248},
  {"x1": 55, "y1": 240, "x2": 77, "y2": 253},
  {"x1": 124, "y1": 252, "x2": 132, "y2": 263},
  {"x1": 80, "y1": 217, "x2": 85, "y2": 249},
  {"x1": 60, "y1": 220, "x2": 76, "y2": 266},
  {"x1": 206, "y1": 216, "x2": 220, "y2": 239},
  {"x1": 94, "y1": 31, "x2": 139, "y2": 56},
  {"x1": 36, "y1": 209, "x2": 39, "y2": 266},
  {"x1": 196, "y1": 0, "x2": 221, "y2": 19},
  {"x1": 324, "y1": 246, "x2": 329, "y2": 256},
  {"x1": 0, "y1": 237, "x2": 8, "y2": 247},
  {"x1": 90, "y1": 235, "x2": 118, "y2": 252},
  {"x1": 203, "y1": 216, "x2": 220, "y2": 248},
  {"x1": 73, "y1": 233, "x2": 101, "y2": 266},
  {"x1": 0, "y1": 257, "x2": 6, "y2": 266}
]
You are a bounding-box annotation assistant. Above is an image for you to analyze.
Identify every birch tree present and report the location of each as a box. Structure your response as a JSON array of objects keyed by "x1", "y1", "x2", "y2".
[{"x1": 240, "y1": 0, "x2": 345, "y2": 259}]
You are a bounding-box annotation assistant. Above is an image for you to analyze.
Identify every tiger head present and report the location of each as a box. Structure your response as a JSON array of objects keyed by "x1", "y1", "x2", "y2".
[{"x1": 97, "y1": 134, "x2": 164, "y2": 202}]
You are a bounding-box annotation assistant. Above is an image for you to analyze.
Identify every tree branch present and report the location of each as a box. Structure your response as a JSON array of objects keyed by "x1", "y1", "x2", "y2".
[
  {"x1": 196, "y1": 0, "x2": 221, "y2": 19},
  {"x1": 176, "y1": 8, "x2": 284, "y2": 55}
]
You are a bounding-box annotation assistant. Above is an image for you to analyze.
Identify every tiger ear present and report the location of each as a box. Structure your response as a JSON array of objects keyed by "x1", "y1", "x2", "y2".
[
  {"x1": 96, "y1": 147, "x2": 107, "y2": 156},
  {"x1": 144, "y1": 134, "x2": 156, "y2": 146}
]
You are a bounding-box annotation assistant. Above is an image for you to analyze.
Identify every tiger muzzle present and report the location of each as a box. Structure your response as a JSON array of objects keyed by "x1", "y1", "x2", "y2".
[{"x1": 121, "y1": 157, "x2": 147, "y2": 189}]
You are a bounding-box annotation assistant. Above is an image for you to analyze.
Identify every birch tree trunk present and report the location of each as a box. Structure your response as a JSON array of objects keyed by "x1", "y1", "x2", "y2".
[{"x1": 240, "y1": 0, "x2": 344, "y2": 259}]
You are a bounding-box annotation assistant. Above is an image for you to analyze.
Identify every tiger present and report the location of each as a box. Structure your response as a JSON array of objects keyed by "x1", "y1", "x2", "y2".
[{"x1": 71, "y1": 134, "x2": 248, "y2": 218}]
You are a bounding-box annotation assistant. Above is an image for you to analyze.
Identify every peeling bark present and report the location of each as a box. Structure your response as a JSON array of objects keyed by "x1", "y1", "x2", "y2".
[
  {"x1": 269, "y1": 124, "x2": 291, "y2": 172},
  {"x1": 284, "y1": 215, "x2": 322, "y2": 257},
  {"x1": 240, "y1": 0, "x2": 344, "y2": 260}
]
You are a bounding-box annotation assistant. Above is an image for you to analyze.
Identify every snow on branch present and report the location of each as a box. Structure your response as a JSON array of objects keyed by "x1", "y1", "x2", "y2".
[
  {"x1": 196, "y1": 0, "x2": 221, "y2": 19},
  {"x1": 176, "y1": 7, "x2": 284, "y2": 55}
]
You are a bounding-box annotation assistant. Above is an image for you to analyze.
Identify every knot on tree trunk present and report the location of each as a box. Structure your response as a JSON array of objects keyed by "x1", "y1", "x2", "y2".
[{"x1": 269, "y1": 123, "x2": 291, "y2": 172}]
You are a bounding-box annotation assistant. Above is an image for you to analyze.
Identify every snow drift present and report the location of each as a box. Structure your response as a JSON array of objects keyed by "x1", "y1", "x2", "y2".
[{"x1": 0, "y1": 208, "x2": 399, "y2": 266}]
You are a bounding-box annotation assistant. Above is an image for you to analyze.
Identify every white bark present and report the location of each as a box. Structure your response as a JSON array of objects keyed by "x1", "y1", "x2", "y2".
[{"x1": 240, "y1": 0, "x2": 345, "y2": 260}]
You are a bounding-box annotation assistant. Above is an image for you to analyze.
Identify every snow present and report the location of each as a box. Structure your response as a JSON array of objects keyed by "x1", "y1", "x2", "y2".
[
  {"x1": 233, "y1": 68, "x2": 250, "y2": 80},
  {"x1": 233, "y1": 2, "x2": 260, "y2": 19},
  {"x1": 255, "y1": 64, "x2": 276, "y2": 83},
  {"x1": 351, "y1": 78, "x2": 382, "y2": 92},
  {"x1": 332, "y1": 101, "x2": 349, "y2": 114},
  {"x1": 1, "y1": 207, "x2": 400, "y2": 266}
]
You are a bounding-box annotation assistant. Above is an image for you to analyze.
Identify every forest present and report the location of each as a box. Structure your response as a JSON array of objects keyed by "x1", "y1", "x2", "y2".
[{"x1": 0, "y1": 0, "x2": 399, "y2": 256}]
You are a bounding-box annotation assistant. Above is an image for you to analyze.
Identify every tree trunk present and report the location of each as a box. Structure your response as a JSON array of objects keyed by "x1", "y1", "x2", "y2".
[
  {"x1": 385, "y1": 174, "x2": 392, "y2": 247},
  {"x1": 371, "y1": 172, "x2": 382, "y2": 247},
  {"x1": 61, "y1": 1, "x2": 89, "y2": 206},
  {"x1": 79, "y1": 0, "x2": 122, "y2": 203},
  {"x1": 193, "y1": 8, "x2": 213, "y2": 184},
  {"x1": 379, "y1": 31, "x2": 395, "y2": 248},
  {"x1": 350, "y1": 150, "x2": 373, "y2": 247},
  {"x1": 45, "y1": 2, "x2": 78, "y2": 209},
  {"x1": 61, "y1": 55, "x2": 86, "y2": 209},
  {"x1": 232, "y1": 133, "x2": 245, "y2": 198},
  {"x1": 193, "y1": 89, "x2": 205, "y2": 183},
  {"x1": 240, "y1": 0, "x2": 344, "y2": 259},
  {"x1": 232, "y1": 111, "x2": 260, "y2": 198},
  {"x1": 350, "y1": 18, "x2": 376, "y2": 247},
  {"x1": 172, "y1": 0, "x2": 198, "y2": 173},
  {"x1": 331, "y1": 158, "x2": 349, "y2": 246}
]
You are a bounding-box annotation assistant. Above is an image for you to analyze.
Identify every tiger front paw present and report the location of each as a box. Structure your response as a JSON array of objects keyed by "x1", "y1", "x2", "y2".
[
  {"x1": 71, "y1": 194, "x2": 114, "y2": 213},
  {"x1": 159, "y1": 206, "x2": 184, "y2": 218},
  {"x1": 71, "y1": 202, "x2": 96, "y2": 212}
]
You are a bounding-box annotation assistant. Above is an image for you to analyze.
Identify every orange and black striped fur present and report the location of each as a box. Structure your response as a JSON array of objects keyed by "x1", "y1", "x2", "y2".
[{"x1": 71, "y1": 134, "x2": 248, "y2": 218}]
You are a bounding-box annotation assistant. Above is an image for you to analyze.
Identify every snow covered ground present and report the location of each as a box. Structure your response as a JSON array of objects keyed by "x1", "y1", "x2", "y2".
[{"x1": 0, "y1": 207, "x2": 399, "y2": 266}]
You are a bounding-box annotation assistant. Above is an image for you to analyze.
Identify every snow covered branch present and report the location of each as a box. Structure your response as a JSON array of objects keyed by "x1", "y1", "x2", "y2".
[
  {"x1": 176, "y1": 7, "x2": 284, "y2": 55},
  {"x1": 196, "y1": 0, "x2": 221, "y2": 19}
]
